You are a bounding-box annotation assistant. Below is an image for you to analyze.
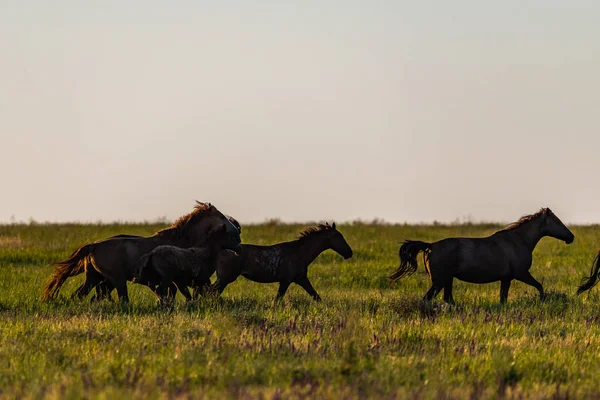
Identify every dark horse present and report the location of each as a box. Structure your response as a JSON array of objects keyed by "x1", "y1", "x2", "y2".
[
  {"x1": 108, "y1": 216, "x2": 242, "y2": 301},
  {"x1": 136, "y1": 223, "x2": 240, "y2": 303},
  {"x1": 390, "y1": 208, "x2": 574, "y2": 304},
  {"x1": 212, "y1": 223, "x2": 353, "y2": 301},
  {"x1": 42, "y1": 202, "x2": 241, "y2": 302},
  {"x1": 576, "y1": 251, "x2": 600, "y2": 295}
]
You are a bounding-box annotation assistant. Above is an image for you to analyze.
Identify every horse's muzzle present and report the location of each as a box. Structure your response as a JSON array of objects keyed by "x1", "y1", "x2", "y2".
[
  {"x1": 343, "y1": 251, "x2": 353, "y2": 260},
  {"x1": 565, "y1": 236, "x2": 574, "y2": 245}
]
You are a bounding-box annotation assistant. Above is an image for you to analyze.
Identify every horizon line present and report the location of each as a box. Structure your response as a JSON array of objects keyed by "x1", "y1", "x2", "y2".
[{"x1": 2, "y1": 217, "x2": 599, "y2": 227}]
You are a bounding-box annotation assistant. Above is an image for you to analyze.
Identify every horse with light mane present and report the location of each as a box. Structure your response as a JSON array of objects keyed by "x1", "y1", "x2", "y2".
[
  {"x1": 42, "y1": 202, "x2": 241, "y2": 302},
  {"x1": 114, "y1": 216, "x2": 242, "y2": 301},
  {"x1": 136, "y1": 223, "x2": 240, "y2": 303}
]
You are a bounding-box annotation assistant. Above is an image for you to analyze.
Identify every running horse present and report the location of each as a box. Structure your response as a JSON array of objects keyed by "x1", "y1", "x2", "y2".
[
  {"x1": 390, "y1": 208, "x2": 574, "y2": 304},
  {"x1": 136, "y1": 223, "x2": 241, "y2": 304},
  {"x1": 211, "y1": 223, "x2": 353, "y2": 301},
  {"x1": 42, "y1": 202, "x2": 241, "y2": 302},
  {"x1": 96, "y1": 216, "x2": 242, "y2": 301}
]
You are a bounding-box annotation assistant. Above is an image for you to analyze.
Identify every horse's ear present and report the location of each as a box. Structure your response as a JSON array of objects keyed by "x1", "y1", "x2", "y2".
[
  {"x1": 332, "y1": 222, "x2": 336, "y2": 230},
  {"x1": 195, "y1": 200, "x2": 212, "y2": 209}
]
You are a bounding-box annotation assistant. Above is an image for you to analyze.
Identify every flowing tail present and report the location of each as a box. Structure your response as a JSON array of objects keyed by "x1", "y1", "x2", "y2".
[
  {"x1": 42, "y1": 243, "x2": 95, "y2": 301},
  {"x1": 390, "y1": 240, "x2": 432, "y2": 283},
  {"x1": 577, "y1": 251, "x2": 600, "y2": 295}
]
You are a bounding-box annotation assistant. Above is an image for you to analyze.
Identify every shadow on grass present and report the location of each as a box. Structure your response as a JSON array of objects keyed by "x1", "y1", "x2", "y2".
[
  {"x1": 11, "y1": 287, "x2": 578, "y2": 326},
  {"x1": 385, "y1": 289, "x2": 576, "y2": 323}
]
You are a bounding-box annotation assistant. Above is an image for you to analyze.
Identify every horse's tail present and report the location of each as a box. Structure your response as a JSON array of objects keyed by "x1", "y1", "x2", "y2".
[
  {"x1": 134, "y1": 253, "x2": 152, "y2": 284},
  {"x1": 577, "y1": 251, "x2": 600, "y2": 295},
  {"x1": 42, "y1": 242, "x2": 95, "y2": 301},
  {"x1": 390, "y1": 240, "x2": 432, "y2": 283}
]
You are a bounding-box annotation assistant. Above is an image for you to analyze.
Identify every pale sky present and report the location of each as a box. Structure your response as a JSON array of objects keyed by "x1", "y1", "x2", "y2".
[{"x1": 1, "y1": 1, "x2": 599, "y2": 224}]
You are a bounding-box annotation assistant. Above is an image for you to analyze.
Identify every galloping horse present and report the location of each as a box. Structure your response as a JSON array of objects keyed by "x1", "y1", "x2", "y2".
[
  {"x1": 136, "y1": 223, "x2": 241, "y2": 303},
  {"x1": 390, "y1": 208, "x2": 574, "y2": 304},
  {"x1": 42, "y1": 202, "x2": 240, "y2": 302},
  {"x1": 94, "y1": 216, "x2": 242, "y2": 301},
  {"x1": 211, "y1": 223, "x2": 353, "y2": 301}
]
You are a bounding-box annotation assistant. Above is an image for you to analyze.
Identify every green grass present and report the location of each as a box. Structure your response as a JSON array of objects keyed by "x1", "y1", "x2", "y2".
[{"x1": 1, "y1": 222, "x2": 600, "y2": 399}]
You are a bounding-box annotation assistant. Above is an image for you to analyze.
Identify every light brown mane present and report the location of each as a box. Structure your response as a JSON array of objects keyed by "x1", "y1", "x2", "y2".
[
  {"x1": 501, "y1": 208, "x2": 551, "y2": 231},
  {"x1": 155, "y1": 201, "x2": 215, "y2": 239},
  {"x1": 298, "y1": 224, "x2": 334, "y2": 240}
]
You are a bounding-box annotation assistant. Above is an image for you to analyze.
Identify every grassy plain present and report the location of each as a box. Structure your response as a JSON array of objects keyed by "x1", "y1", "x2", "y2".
[{"x1": 1, "y1": 221, "x2": 600, "y2": 399}]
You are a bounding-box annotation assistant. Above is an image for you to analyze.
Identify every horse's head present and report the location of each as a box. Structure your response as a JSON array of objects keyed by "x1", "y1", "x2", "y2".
[
  {"x1": 541, "y1": 208, "x2": 574, "y2": 244},
  {"x1": 323, "y1": 223, "x2": 353, "y2": 260},
  {"x1": 227, "y1": 215, "x2": 242, "y2": 235},
  {"x1": 187, "y1": 201, "x2": 241, "y2": 248},
  {"x1": 205, "y1": 222, "x2": 242, "y2": 254}
]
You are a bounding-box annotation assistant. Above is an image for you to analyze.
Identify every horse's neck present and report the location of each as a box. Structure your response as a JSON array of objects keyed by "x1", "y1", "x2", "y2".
[
  {"x1": 151, "y1": 234, "x2": 192, "y2": 248},
  {"x1": 293, "y1": 237, "x2": 330, "y2": 265},
  {"x1": 512, "y1": 219, "x2": 544, "y2": 251}
]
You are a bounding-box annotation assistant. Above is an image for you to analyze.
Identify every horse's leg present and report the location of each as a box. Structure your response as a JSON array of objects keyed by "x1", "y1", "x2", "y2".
[
  {"x1": 295, "y1": 277, "x2": 321, "y2": 302},
  {"x1": 211, "y1": 278, "x2": 230, "y2": 295},
  {"x1": 192, "y1": 278, "x2": 211, "y2": 299},
  {"x1": 423, "y1": 284, "x2": 442, "y2": 302},
  {"x1": 175, "y1": 281, "x2": 193, "y2": 302},
  {"x1": 213, "y1": 256, "x2": 240, "y2": 296},
  {"x1": 275, "y1": 281, "x2": 291, "y2": 302},
  {"x1": 112, "y1": 279, "x2": 129, "y2": 303},
  {"x1": 72, "y1": 268, "x2": 104, "y2": 300},
  {"x1": 193, "y1": 265, "x2": 215, "y2": 299},
  {"x1": 500, "y1": 279, "x2": 512, "y2": 304},
  {"x1": 515, "y1": 271, "x2": 544, "y2": 300},
  {"x1": 156, "y1": 279, "x2": 175, "y2": 306},
  {"x1": 92, "y1": 281, "x2": 115, "y2": 302},
  {"x1": 146, "y1": 281, "x2": 171, "y2": 301},
  {"x1": 197, "y1": 266, "x2": 216, "y2": 298},
  {"x1": 167, "y1": 283, "x2": 178, "y2": 300},
  {"x1": 442, "y1": 279, "x2": 455, "y2": 305},
  {"x1": 71, "y1": 283, "x2": 86, "y2": 298}
]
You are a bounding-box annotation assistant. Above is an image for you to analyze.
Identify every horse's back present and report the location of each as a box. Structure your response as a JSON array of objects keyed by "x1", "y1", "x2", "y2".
[
  {"x1": 93, "y1": 236, "x2": 158, "y2": 263},
  {"x1": 151, "y1": 245, "x2": 182, "y2": 254},
  {"x1": 233, "y1": 244, "x2": 285, "y2": 283},
  {"x1": 430, "y1": 236, "x2": 525, "y2": 283},
  {"x1": 146, "y1": 246, "x2": 178, "y2": 271}
]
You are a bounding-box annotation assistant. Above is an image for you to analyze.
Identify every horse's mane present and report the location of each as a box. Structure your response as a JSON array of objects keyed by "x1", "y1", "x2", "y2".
[
  {"x1": 501, "y1": 208, "x2": 551, "y2": 231},
  {"x1": 298, "y1": 224, "x2": 333, "y2": 240},
  {"x1": 155, "y1": 201, "x2": 215, "y2": 239}
]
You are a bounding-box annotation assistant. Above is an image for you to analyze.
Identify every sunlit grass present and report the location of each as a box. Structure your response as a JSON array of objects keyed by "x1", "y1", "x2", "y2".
[{"x1": 0, "y1": 222, "x2": 599, "y2": 398}]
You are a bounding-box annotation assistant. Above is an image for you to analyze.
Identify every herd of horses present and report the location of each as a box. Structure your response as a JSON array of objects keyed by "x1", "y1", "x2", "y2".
[{"x1": 41, "y1": 202, "x2": 600, "y2": 305}]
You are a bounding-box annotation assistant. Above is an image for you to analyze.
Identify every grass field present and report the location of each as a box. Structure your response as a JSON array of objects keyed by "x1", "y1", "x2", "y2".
[{"x1": 1, "y1": 221, "x2": 600, "y2": 399}]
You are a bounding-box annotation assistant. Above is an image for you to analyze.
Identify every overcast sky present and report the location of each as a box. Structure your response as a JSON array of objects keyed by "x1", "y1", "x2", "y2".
[{"x1": 1, "y1": 1, "x2": 599, "y2": 224}]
